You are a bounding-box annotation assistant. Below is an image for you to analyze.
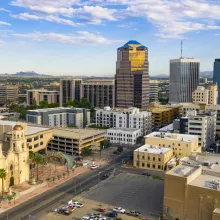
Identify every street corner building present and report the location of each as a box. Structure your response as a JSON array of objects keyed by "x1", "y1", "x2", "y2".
[
  {"x1": 0, "y1": 125, "x2": 29, "y2": 192},
  {"x1": 115, "y1": 40, "x2": 149, "y2": 109}
]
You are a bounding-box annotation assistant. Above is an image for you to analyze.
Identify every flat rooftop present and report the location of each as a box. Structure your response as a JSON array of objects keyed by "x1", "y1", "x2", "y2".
[
  {"x1": 52, "y1": 128, "x2": 106, "y2": 139},
  {"x1": 181, "y1": 153, "x2": 220, "y2": 173},
  {"x1": 27, "y1": 107, "x2": 86, "y2": 113},
  {"x1": 134, "y1": 144, "x2": 171, "y2": 154},
  {"x1": 167, "y1": 164, "x2": 199, "y2": 177},
  {"x1": 107, "y1": 128, "x2": 141, "y2": 132},
  {"x1": 0, "y1": 120, "x2": 52, "y2": 135},
  {"x1": 159, "y1": 124, "x2": 173, "y2": 132},
  {"x1": 145, "y1": 132, "x2": 198, "y2": 142},
  {"x1": 189, "y1": 174, "x2": 220, "y2": 190}
]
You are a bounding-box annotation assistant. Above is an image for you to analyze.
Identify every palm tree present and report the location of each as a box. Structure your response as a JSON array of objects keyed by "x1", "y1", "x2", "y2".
[
  {"x1": 0, "y1": 169, "x2": 7, "y2": 196},
  {"x1": 31, "y1": 153, "x2": 43, "y2": 183}
]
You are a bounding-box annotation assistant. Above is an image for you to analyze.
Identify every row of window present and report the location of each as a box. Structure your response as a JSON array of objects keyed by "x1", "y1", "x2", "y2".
[{"x1": 27, "y1": 134, "x2": 44, "y2": 143}]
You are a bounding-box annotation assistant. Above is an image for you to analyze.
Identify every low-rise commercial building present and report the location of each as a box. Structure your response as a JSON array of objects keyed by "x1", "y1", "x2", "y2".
[
  {"x1": 147, "y1": 102, "x2": 181, "y2": 130},
  {"x1": 107, "y1": 128, "x2": 141, "y2": 145},
  {"x1": 145, "y1": 132, "x2": 201, "y2": 158},
  {"x1": 181, "y1": 102, "x2": 220, "y2": 135},
  {"x1": 0, "y1": 120, "x2": 52, "y2": 152},
  {"x1": 173, "y1": 111, "x2": 216, "y2": 150},
  {"x1": 27, "y1": 89, "x2": 59, "y2": 105},
  {"x1": 0, "y1": 85, "x2": 18, "y2": 104},
  {"x1": 26, "y1": 107, "x2": 90, "y2": 128},
  {"x1": 43, "y1": 82, "x2": 60, "y2": 91},
  {"x1": 47, "y1": 128, "x2": 106, "y2": 155},
  {"x1": 133, "y1": 145, "x2": 173, "y2": 170},
  {"x1": 81, "y1": 79, "x2": 115, "y2": 108},
  {"x1": 96, "y1": 106, "x2": 152, "y2": 136},
  {"x1": 164, "y1": 154, "x2": 220, "y2": 220}
]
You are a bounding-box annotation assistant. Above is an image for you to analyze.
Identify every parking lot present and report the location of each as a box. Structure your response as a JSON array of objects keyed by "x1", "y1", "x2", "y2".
[
  {"x1": 40, "y1": 172, "x2": 163, "y2": 220},
  {"x1": 84, "y1": 172, "x2": 164, "y2": 219}
]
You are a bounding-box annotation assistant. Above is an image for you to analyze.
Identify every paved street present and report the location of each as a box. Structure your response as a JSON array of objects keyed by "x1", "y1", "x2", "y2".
[{"x1": 0, "y1": 149, "x2": 133, "y2": 220}]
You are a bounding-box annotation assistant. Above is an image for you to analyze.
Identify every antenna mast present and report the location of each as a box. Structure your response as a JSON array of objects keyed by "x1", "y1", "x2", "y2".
[{"x1": 181, "y1": 40, "x2": 183, "y2": 58}]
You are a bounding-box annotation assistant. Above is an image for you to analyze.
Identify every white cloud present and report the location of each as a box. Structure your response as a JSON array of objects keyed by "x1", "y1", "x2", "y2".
[
  {"x1": 0, "y1": 21, "x2": 11, "y2": 26},
  {"x1": 0, "y1": 8, "x2": 11, "y2": 13},
  {"x1": 0, "y1": 40, "x2": 5, "y2": 44},
  {"x1": 11, "y1": 13, "x2": 80, "y2": 26},
  {"x1": 12, "y1": 31, "x2": 123, "y2": 45},
  {"x1": 116, "y1": 24, "x2": 131, "y2": 28},
  {"x1": 9, "y1": 0, "x2": 220, "y2": 38}
]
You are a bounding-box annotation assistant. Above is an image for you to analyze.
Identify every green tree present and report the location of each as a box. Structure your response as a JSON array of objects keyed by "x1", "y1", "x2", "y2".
[
  {"x1": 79, "y1": 97, "x2": 91, "y2": 108},
  {"x1": 0, "y1": 169, "x2": 7, "y2": 196},
  {"x1": 81, "y1": 147, "x2": 93, "y2": 157},
  {"x1": 63, "y1": 99, "x2": 79, "y2": 107},
  {"x1": 117, "y1": 146, "x2": 123, "y2": 153},
  {"x1": 101, "y1": 139, "x2": 111, "y2": 148},
  {"x1": 31, "y1": 153, "x2": 43, "y2": 182},
  {"x1": 39, "y1": 100, "x2": 49, "y2": 109}
]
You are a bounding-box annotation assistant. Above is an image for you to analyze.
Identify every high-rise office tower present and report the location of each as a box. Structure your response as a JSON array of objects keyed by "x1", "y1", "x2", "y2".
[
  {"x1": 213, "y1": 59, "x2": 220, "y2": 104},
  {"x1": 115, "y1": 40, "x2": 149, "y2": 108},
  {"x1": 149, "y1": 80, "x2": 159, "y2": 102},
  {"x1": 169, "y1": 58, "x2": 200, "y2": 103},
  {"x1": 59, "y1": 78, "x2": 82, "y2": 106},
  {"x1": 81, "y1": 79, "x2": 115, "y2": 108}
]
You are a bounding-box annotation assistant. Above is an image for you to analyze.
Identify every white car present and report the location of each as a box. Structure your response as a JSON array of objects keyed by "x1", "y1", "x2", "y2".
[
  {"x1": 90, "y1": 165, "x2": 99, "y2": 170},
  {"x1": 72, "y1": 201, "x2": 84, "y2": 208},
  {"x1": 81, "y1": 216, "x2": 90, "y2": 220},
  {"x1": 113, "y1": 207, "x2": 126, "y2": 213}
]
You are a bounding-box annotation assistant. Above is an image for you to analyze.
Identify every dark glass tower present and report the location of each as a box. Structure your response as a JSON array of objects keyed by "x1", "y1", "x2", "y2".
[
  {"x1": 115, "y1": 40, "x2": 149, "y2": 109},
  {"x1": 213, "y1": 59, "x2": 220, "y2": 104}
]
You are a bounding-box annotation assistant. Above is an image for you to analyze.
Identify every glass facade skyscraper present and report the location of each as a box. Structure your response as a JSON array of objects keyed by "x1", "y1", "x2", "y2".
[
  {"x1": 169, "y1": 58, "x2": 200, "y2": 103},
  {"x1": 213, "y1": 59, "x2": 220, "y2": 104},
  {"x1": 115, "y1": 40, "x2": 149, "y2": 108}
]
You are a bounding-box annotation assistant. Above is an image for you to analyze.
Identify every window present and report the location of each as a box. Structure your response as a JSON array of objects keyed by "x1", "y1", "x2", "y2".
[
  {"x1": 40, "y1": 134, "x2": 43, "y2": 138},
  {"x1": 158, "y1": 158, "x2": 161, "y2": 162},
  {"x1": 178, "y1": 144, "x2": 180, "y2": 146},
  {"x1": 152, "y1": 164, "x2": 155, "y2": 168},
  {"x1": 27, "y1": 138, "x2": 32, "y2": 142},
  {"x1": 158, "y1": 165, "x2": 161, "y2": 169},
  {"x1": 153, "y1": 157, "x2": 155, "y2": 161},
  {"x1": 40, "y1": 142, "x2": 43, "y2": 146},
  {"x1": 147, "y1": 164, "x2": 150, "y2": 168},
  {"x1": 148, "y1": 156, "x2": 150, "y2": 160},
  {"x1": 142, "y1": 156, "x2": 145, "y2": 159},
  {"x1": 142, "y1": 163, "x2": 145, "y2": 167},
  {"x1": 34, "y1": 136, "x2": 39, "y2": 141}
]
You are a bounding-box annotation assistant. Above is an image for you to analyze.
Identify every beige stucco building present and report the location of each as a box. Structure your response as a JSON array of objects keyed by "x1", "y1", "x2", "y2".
[
  {"x1": 133, "y1": 145, "x2": 173, "y2": 170},
  {"x1": 27, "y1": 89, "x2": 59, "y2": 106},
  {"x1": 192, "y1": 84, "x2": 218, "y2": 105},
  {"x1": 0, "y1": 125, "x2": 29, "y2": 192},
  {"x1": 0, "y1": 121, "x2": 52, "y2": 152},
  {"x1": 145, "y1": 132, "x2": 201, "y2": 158},
  {"x1": 164, "y1": 154, "x2": 220, "y2": 220}
]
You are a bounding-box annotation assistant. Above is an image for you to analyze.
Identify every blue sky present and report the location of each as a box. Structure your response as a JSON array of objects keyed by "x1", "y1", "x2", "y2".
[{"x1": 0, "y1": 0, "x2": 220, "y2": 76}]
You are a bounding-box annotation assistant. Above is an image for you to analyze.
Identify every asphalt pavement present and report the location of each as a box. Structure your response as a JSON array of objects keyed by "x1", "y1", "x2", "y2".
[{"x1": 0, "y1": 149, "x2": 133, "y2": 220}]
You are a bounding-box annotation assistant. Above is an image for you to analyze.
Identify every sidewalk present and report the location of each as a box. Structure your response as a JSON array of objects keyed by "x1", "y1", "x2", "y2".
[{"x1": 0, "y1": 160, "x2": 106, "y2": 213}]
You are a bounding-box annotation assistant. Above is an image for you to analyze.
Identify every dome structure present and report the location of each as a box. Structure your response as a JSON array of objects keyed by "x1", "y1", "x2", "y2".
[{"x1": 13, "y1": 125, "x2": 23, "y2": 131}]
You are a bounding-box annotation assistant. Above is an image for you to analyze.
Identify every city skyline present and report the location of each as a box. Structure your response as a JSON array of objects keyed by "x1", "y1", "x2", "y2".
[{"x1": 0, "y1": 0, "x2": 220, "y2": 76}]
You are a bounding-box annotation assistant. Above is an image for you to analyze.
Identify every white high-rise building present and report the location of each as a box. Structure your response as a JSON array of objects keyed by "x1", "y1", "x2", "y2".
[
  {"x1": 96, "y1": 106, "x2": 152, "y2": 136},
  {"x1": 169, "y1": 58, "x2": 200, "y2": 103}
]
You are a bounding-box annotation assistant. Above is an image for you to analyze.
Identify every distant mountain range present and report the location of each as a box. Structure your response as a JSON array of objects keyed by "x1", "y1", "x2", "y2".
[
  {"x1": 14, "y1": 71, "x2": 50, "y2": 76},
  {"x1": 150, "y1": 71, "x2": 213, "y2": 79}
]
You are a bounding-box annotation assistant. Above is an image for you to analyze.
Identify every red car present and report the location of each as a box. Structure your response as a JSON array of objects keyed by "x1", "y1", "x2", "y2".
[{"x1": 96, "y1": 208, "x2": 106, "y2": 212}]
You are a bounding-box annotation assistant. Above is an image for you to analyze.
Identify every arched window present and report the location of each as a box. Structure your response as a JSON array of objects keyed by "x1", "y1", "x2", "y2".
[
  {"x1": 13, "y1": 143, "x2": 16, "y2": 151},
  {"x1": 22, "y1": 143, "x2": 24, "y2": 151}
]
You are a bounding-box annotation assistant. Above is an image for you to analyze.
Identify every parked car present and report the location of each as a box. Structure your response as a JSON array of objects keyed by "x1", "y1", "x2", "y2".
[
  {"x1": 113, "y1": 207, "x2": 126, "y2": 213},
  {"x1": 96, "y1": 208, "x2": 106, "y2": 212},
  {"x1": 90, "y1": 165, "x2": 99, "y2": 170},
  {"x1": 127, "y1": 210, "x2": 141, "y2": 217},
  {"x1": 106, "y1": 211, "x2": 118, "y2": 218},
  {"x1": 72, "y1": 201, "x2": 84, "y2": 208},
  {"x1": 141, "y1": 172, "x2": 151, "y2": 176},
  {"x1": 101, "y1": 174, "x2": 109, "y2": 180},
  {"x1": 81, "y1": 216, "x2": 90, "y2": 220},
  {"x1": 83, "y1": 160, "x2": 90, "y2": 166},
  {"x1": 90, "y1": 213, "x2": 102, "y2": 218}
]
